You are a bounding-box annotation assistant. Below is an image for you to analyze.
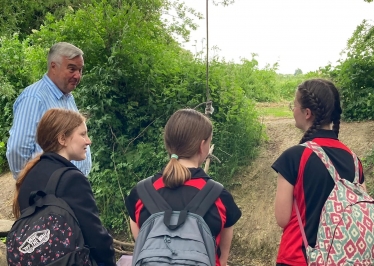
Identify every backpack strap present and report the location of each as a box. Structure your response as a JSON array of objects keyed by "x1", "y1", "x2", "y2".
[
  {"x1": 137, "y1": 177, "x2": 223, "y2": 230},
  {"x1": 28, "y1": 191, "x2": 47, "y2": 206},
  {"x1": 301, "y1": 141, "x2": 360, "y2": 184},
  {"x1": 295, "y1": 140, "x2": 360, "y2": 253},
  {"x1": 44, "y1": 167, "x2": 80, "y2": 195},
  {"x1": 28, "y1": 167, "x2": 78, "y2": 206},
  {"x1": 295, "y1": 141, "x2": 341, "y2": 249},
  {"x1": 164, "y1": 179, "x2": 223, "y2": 230},
  {"x1": 136, "y1": 176, "x2": 172, "y2": 214},
  {"x1": 185, "y1": 179, "x2": 224, "y2": 217},
  {"x1": 294, "y1": 199, "x2": 309, "y2": 249}
]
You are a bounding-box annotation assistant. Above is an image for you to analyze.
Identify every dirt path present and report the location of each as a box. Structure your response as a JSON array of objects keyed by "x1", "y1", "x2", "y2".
[
  {"x1": 229, "y1": 117, "x2": 374, "y2": 266},
  {"x1": 0, "y1": 172, "x2": 15, "y2": 220},
  {"x1": 0, "y1": 116, "x2": 374, "y2": 265}
]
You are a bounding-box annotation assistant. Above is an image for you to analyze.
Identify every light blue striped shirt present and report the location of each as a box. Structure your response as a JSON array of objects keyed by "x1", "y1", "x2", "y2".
[{"x1": 6, "y1": 74, "x2": 92, "y2": 179}]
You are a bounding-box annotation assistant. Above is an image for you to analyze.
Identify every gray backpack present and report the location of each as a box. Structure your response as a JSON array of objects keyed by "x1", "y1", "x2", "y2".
[{"x1": 132, "y1": 177, "x2": 223, "y2": 266}]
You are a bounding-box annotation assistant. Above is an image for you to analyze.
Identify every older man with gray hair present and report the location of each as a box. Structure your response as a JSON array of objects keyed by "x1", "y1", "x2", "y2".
[{"x1": 6, "y1": 42, "x2": 92, "y2": 178}]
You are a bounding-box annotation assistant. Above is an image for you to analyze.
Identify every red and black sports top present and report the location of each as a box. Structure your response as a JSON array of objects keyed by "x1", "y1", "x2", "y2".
[
  {"x1": 125, "y1": 167, "x2": 241, "y2": 265},
  {"x1": 272, "y1": 130, "x2": 365, "y2": 265}
]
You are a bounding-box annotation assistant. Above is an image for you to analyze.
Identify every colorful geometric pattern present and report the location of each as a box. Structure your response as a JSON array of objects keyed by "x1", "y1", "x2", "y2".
[{"x1": 301, "y1": 141, "x2": 374, "y2": 265}]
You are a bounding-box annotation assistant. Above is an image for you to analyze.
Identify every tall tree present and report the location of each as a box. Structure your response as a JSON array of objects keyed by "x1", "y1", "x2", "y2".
[
  {"x1": 330, "y1": 20, "x2": 374, "y2": 120},
  {"x1": 0, "y1": 0, "x2": 99, "y2": 38},
  {"x1": 294, "y1": 68, "x2": 303, "y2": 76}
]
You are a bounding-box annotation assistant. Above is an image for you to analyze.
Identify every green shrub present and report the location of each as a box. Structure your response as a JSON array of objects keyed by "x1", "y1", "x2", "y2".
[
  {"x1": 334, "y1": 56, "x2": 374, "y2": 120},
  {"x1": 0, "y1": 2, "x2": 263, "y2": 231},
  {"x1": 326, "y1": 20, "x2": 374, "y2": 121},
  {"x1": 0, "y1": 35, "x2": 47, "y2": 172}
]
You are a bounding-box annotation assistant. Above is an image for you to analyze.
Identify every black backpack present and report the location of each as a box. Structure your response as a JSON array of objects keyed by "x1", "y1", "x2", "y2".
[{"x1": 6, "y1": 167, "x2": 94, "y2": 266}]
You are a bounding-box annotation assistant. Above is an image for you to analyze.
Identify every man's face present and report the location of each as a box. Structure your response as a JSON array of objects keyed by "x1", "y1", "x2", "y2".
[{"x1": 49, "y1": 55, "x2": 84, "y2": 94}]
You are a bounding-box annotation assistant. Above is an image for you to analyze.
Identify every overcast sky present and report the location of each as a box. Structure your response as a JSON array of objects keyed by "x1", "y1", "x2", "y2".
[{"x1": 181, "y1": 0, "x2": 374, "y2": 74}]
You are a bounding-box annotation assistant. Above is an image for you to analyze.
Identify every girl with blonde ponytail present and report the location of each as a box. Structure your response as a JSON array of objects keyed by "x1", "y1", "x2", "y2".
[{"x1": 126, "y1": 108, "x2": 241, "y2": 266}]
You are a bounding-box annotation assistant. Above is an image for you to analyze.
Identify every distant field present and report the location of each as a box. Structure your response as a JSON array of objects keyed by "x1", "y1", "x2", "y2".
[{"x1": 255, "y1": 102, "x2": 293, "y2": 118}]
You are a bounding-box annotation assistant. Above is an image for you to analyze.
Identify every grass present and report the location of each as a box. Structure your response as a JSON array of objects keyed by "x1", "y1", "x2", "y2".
[
  {"x1": 255, "y1": 102, "x2": 293, "y2": 118},
  {"x1": 360, "y1": 151, "x2": 374, "y2": 196}
]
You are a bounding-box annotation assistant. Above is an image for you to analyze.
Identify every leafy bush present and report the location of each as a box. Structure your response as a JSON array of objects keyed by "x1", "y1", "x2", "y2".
[
  {"x1": 220, "y1": 57, "x2": 280, "y2": 102},
  {"x1": 326, "y1": 20, "x2": 374, "y2": 121},
  {"x1": 0, "y1": 2, "x2": 264, "y2": 231},
  {"x1": 274, "y1": 71, "x2": 328, "y2": 101},
  {"x1": 0, "y1": 35, "x2": 47, "y2": 171}
]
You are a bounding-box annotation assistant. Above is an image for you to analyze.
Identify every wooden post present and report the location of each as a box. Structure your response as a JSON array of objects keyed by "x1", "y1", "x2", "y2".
[{"x1": 204, "y1": 144, "x2": 215, "y2": 173}]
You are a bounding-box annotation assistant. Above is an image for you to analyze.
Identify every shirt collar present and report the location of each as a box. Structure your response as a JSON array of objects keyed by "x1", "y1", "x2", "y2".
[
  {"x1": 41, "y1": 152, "x2": 78, "y2": 168},
  {"x1": 310, "y1": 129, "x2": 338, "y2": 140},
  {"x1": 189, "y1": 167, "x2": 211, "y2": 179},
  {"x1": 42, "y1": 74, "x2": 72, "y2": 100},
  {"x1": 155, "y1": 167, "x2": 211, "y2": 179}
]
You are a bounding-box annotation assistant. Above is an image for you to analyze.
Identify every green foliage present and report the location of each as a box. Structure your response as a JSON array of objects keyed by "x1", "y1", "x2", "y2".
[
  {"x1": 0, "y1": 142, "x2": 6, "y2": 172},
  {"x1": 256, "y1": 104, "x2": 293, "y2": 118},
  {"x1": 213, "y1": 0, "x2": 235, "y2": 6},
  {"x1": 0, "y1": 0, "x2": 203, "y2": 42},
  {"x1": 214, "y1": 56, "x2": 327, "y2": 103},
  {"x1": 0, "y1": 35, "x2": 47, "y2": 172},
  {"x1": 245, "y1": 62, "x2": 279, "y2": 102},
  {"x1": 0, "y1": 2, "x2": 262, "y2": 231},
  {"x1": 209, "y1": 56, "x2": 279, "y2": 102},
  {"x1": 294, "y1": 68, "x2": 303, "y2": 76},
  {"x1": 274, "y1": 75, "x2": 300, "y2": 100},
  {"x1": 325, "y1": 20, "x2": 374, "y2": 121},
  {"x1": 201, "y1": 59, "x2": 264, "y2": 181},
  {"x1": 0, "y1": 0, "x2": 341, "y2": 233},
  {"x1": 0, "y1": 0, "x2": 97, "y2": 38},
  {"x1": 274, "y1": 71, "x2": 328, "y2": 100},
  {"x1": 360, "y1": 149, "x2": 374, "y2": 197},
  {"x1": 334, "y1": 57, "x2": 374, "y2": 120}
]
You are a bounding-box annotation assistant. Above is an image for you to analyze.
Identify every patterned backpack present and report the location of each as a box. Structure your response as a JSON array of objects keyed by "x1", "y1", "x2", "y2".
[
  {"x1": 6, "y1": 167, "x2": 94, "y2": 266},
  {"x1": 294, "y1": 141, "x2": 374, "y2": 265},
  {"x1": 132, "y1": 176, "x2": 223, "y2": 266}
]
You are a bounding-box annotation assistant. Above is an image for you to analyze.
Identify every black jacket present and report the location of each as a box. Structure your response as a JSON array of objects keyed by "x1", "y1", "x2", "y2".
[{"x1": 18, "y1": 152, "x2": 116, "y2": 266}]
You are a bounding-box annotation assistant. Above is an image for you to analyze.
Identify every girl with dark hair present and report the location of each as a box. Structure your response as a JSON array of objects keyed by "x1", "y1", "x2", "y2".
[
  {"x1": 125, "y1": 109, "x2": 241, "y2": 266},
  {"x1": 272, "y1": 79, "x2": 366, "y2": 265},
  {"x1": 13, "y1": 108, "x2": 115, "y2": 266}
]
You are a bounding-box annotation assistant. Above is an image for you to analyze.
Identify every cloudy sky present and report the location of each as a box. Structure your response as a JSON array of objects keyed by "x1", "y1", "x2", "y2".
[{"x1": 181, "y1": 0, "x2": 374, "y2": 74}]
